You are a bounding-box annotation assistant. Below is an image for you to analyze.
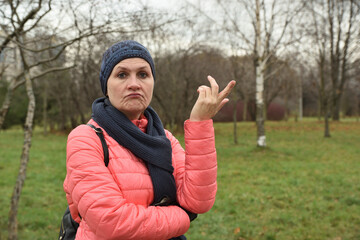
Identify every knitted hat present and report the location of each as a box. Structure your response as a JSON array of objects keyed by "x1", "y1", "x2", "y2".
[{"x1": 99, "y1": 40, "x2": 155, "y2": 96}]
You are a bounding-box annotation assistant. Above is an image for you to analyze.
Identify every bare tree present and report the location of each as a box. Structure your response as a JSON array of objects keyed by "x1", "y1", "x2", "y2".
[
  {"x1": 228, "y1": 54, "x2": 255, "y2": 144},
  {"x1": 212, "y1": 0, "x2": 304, "y2": 147},
  {"x1": 8, "y1": 37, "x2": 37, "y2": 240},
  {"x1": 0, "y1": 1, "x2": 77, "y2": 238},
  {"x1": 302, "y1": 0, "x2": 333, "y2": 137},
  {"x1": 326, "y1": 0, "x2": 359, "y2": 120},
  {"x1": 300, "y1": 0, "x2": 359, "y2": 136}
]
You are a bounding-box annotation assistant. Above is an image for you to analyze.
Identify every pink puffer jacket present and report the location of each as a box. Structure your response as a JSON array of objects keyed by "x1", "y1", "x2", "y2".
[{"x1": 63, "y1": 118, "x2": 217, "y2": 240}]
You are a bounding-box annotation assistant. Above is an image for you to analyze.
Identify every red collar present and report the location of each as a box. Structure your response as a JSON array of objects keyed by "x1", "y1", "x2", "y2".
[{"x1": 131, "y1": 114, "x2": 148, "y2": 133}]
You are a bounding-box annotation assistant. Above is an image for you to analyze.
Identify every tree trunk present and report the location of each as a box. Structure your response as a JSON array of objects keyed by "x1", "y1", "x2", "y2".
[
  {"x1": 43, "y1": 80, "x2": 48, "y2": 135},
  {"x1": 324, "y1": 100, "x2": 331, "y2": 138},
  {"x1": 243, "y1": 97, "x2": 248, "y2": 121},
  {"x1": 284, "y1": 90, "x2": 289, "y2": 121},
  {"x1": 317, "y1": 95, "x2": 322, "y2": 121},
  {"x1": 8, "y1": 71, "x2": 35, "y2": 240},
  {"x1": 233, "y1": 100, "x2": 238, "y2": 144},
  {"x1": 356, "y1": 93, "x2": 359, "y2": 122},
  {"x1": 332, "y1": 92, "x2": 341, "y2": 121},
  {"x1": 255, "y1": 0, "x2": 266, "y2": 147},
  {"x1": 263, "y1": 100, "x2": 268, "y2": 122},
  {"x1": 0, "y1": 79, "x2": 25, "y2": 129},
  {"x1": 55, "y1": 96, "x2": 66, "y2": 131},
  {"x1": 256, "y1": 100, "x2": 266, "y2": 147},
  {"x1": 70, "y1": 86, "x2": 86, "y2": 124},
  {"x1": 256, "y1": 63, "x2": 266, "y2": 147},
  {"x1": 0, "y1": 88, "x2": 13, "y2": 129},
  {"x1": 297, "y1": 76, "x2": 303, "y2": 121}
]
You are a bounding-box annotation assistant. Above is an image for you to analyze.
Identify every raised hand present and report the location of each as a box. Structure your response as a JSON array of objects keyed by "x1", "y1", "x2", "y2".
[{"x1": 190, "y1": 76, "x2": 236, "y2": 121}]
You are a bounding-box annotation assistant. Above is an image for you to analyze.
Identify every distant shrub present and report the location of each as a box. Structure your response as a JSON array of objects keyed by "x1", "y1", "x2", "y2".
[
  {"x1": 0, "y1": 83, "x2": 28, "y2": 129},
  {"x1": 214, "y1": 100, "x2": 285, "y2": 122},
  {"x1": 267, "y1": 102, "x2": 285, "y2": 120}
]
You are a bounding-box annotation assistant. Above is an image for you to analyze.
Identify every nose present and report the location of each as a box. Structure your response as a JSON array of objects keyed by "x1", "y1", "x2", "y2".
[{"x1": 127, "y1": 74, "x2": 141, "y2": 90}]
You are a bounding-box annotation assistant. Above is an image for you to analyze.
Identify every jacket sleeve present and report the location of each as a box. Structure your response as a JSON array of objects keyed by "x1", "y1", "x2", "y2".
[
  {"x1": 168, "y1": 119, "x2": 217, "y2": 214},
  {"x1": 64, "y1": 125, "x2": 190, "y2": 240}
]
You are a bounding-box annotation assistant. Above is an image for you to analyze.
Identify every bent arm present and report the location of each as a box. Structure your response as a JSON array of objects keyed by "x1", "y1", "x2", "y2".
[
  {"x1": 172, "y1": 76, "x2": 234, "y2": 214},
  {"x1": 170, "y1": 119, "x2": 217, "y2": 214}
]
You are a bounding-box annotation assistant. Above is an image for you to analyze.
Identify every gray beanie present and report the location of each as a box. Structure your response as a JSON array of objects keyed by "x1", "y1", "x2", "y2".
[{"x1": 99, "y1": 40, "x2": 155, "y2": 96}]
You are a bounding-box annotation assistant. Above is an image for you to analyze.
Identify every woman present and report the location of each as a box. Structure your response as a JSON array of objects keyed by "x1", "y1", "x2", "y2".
[{"x1": 63, "y1": 40, "x2": 235, "y2": 240}]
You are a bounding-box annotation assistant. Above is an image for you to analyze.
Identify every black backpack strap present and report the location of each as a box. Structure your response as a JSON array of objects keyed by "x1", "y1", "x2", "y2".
[
  {"x1": 59, "y1": 123, "x2": 110, "y2": 240},
  {"x1": 87, "y1": 124, "x2": 109, "y2": 167}
]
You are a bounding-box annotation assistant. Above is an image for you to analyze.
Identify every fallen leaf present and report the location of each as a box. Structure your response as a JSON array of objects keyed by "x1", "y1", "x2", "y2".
[{"x1": 234, "y1": 227, "x2": 241, "y2": 234}]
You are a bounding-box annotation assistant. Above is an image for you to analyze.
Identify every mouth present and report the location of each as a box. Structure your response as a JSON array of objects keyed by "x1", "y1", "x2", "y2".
[{"x1": 126, "y1": 93, "x2": 142, "y2": 98}]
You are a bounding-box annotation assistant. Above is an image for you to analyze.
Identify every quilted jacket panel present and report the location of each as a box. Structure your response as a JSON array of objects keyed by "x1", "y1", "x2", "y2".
[{"x1": 63, "y1": 118, "x2": 217, "y2": 240}]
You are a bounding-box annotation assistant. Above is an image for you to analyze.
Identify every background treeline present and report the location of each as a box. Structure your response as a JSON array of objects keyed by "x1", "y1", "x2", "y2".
[
  {"x1": 1, "y1": 44, "x2": 359, "y2": 131},
  {"x1": 1, "y1": 0, "x2": 359, "y2": 133}
]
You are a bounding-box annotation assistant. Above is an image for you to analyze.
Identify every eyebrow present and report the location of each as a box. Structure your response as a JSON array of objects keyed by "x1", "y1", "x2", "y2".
[{"x1": 115, "y1": 65, "x2": 149, "y2": 71}]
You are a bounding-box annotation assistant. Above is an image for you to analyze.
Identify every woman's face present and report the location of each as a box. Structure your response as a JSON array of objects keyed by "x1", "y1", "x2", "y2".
[{"x1": 107, "y1": 58, "x2": 154, "y2": 120}]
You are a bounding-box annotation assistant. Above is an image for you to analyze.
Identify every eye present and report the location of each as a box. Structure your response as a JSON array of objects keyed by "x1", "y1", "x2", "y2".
[
  {"x1": 138, "y1": 71, "x2": 148, "y2": 79},
  {"x1": 117, "y1": 72, "x2": 127, "y2": 79}
]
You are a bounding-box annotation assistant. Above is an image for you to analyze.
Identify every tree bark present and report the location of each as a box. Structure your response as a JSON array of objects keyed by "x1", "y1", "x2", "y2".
[
  {"x1": 233, "y1": 100, "x2": 238, "y2": 144},
  {"x1": 0, "y1": 87, "x2": 14, "y2": 129},
  {"x1": 284, "y1": 90, "x2": 289, "y2": 121},
  {"x1": 317, "y1": 96, "x2": 322, "y2": 121},
  {"x1": 0, "y1": 78, "x2": 25, "y2": 129},
  {"x1": 243, "y1": 97, "x2": 248, "y2": 121},
  {"x1": 332, "y1": 94, "x2": 341, "y2": 120},
  {"x1": 318, "y1": 47, "x2": 330, "y2": 138},
  {"x1": 255, "y1": 0, "x2": 266, "y2": 147},
  {"x1": 43, "y1": 80, "x2": 48, "y2": 135},
  {"x1": 8, "y1": 71, "x2": 36, "y2": 240},
  {"x1": 255, "y1": 61, "x2": 266, "y2": 147},
  {"x1": 55, "y1": 95, "x2": 66, "y2": 131},
  {"x1": 324, "y1": 100, "x2": 331, "y2": 138},
  {"x1": 297, "y1": 76, "x2": 303, "y2": 121}
]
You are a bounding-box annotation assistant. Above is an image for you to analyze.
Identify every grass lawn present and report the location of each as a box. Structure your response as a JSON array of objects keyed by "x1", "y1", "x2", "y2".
[{"x1": 0, "y1": 119, "x2": 359, "y2": 240}]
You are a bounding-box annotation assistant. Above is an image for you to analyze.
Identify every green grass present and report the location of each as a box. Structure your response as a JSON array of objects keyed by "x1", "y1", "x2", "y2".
[{"x1": 0, "y1": 120, "x2": 359, "y2": 240}]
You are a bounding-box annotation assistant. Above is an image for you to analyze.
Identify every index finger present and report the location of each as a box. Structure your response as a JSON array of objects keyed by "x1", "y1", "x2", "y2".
[
  {"x1": 218, "y1": 80, "x2": 236, "y2": 100},
  {"x1": 207, "y1": 75, "x2": 219, "y2": 96}
]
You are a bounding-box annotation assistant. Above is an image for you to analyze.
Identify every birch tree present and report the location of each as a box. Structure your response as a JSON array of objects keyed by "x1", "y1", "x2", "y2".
[
  {"x1": 0, "y1": 1, "x2": 76, "y2": 238},
  {"x1": 254, "y1": 0, "x2": 267, "y2": 146},
  {"x1": 215, "y1": 0, "x2": 303, "y2": 147},
  {"x1": 8, "y1": 38, "x2": 37, "y2": 240}
]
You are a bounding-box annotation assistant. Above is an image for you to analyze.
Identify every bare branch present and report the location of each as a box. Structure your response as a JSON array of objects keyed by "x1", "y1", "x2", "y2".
[
  {"x1": 32, "y1": 65, "x2": 76, "y2": 80},
  {"x1": 23, "y1": 0, "x2": 52, "y2": 34},
  {"x1": 0, "y1": 0, "x2": 43, "y2": 54}
]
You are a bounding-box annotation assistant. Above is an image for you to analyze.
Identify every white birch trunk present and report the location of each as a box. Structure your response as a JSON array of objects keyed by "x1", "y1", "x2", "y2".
[
  {"x1": 255, "y1": 0, "x2": 266, "y2": 147},
  {"x1": 8, "y1": 70, "x2": 35, "y2": 240},
  {"x1": 255, "y1": 62, "x2": 266, "y2": 147}
]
